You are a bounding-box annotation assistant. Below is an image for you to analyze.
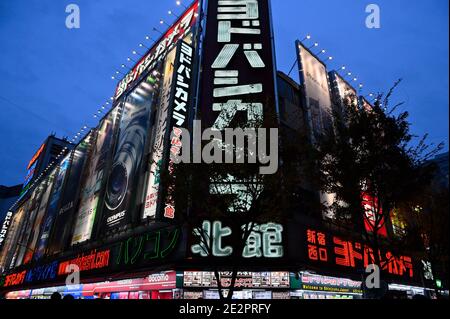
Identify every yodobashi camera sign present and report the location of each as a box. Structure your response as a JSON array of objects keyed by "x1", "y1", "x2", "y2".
[
  {"x1": 142, "y1": 41, "x2": 195, "y2": 220},
  {"x1": 0, "y1": 211, "x2": 13, "y2": 250}
]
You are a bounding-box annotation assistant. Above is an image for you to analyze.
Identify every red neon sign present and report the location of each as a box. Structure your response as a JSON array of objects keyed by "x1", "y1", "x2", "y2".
[
  {"x1": 306, "y1": 229, "x2": 414, "y2": 278},
  {"x1": 3, "y1": 271, "x2": 27, "y2": 287},
  {"x1": 58, "y1": 249, "x2": 110, "y2": 276},
  {"x1": 27, "y1": 144, "x2": 45, "y2": 169}
]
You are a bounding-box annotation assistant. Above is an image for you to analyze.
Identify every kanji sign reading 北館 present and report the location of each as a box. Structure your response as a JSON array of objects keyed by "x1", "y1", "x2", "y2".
[
  {"x1": 304, "y1": 228, "x2": 415, "y2": 280},
  {"x1": 191, "y1": 221, "x2": 283, "y2": 258}
]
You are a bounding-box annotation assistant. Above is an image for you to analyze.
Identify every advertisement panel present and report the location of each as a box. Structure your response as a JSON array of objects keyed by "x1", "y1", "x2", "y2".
[
  {"x1": 10, "y1": 185, "x2": 46, "y2": 267},
  {"x1": 47, "y1": 134, "x2": 92, "y2": 254},
  {"x1": 22, "y1": 171, "x2": 56, "y2": 264},
  {"x1": 33, "y1": 154, "x2": 71, "y2": 261},
  {"x1": 143, "y1": 41, "x2": 195, "y2": 220},
  {"x1": 71, "y1": 108, "x2": 119, "y2": 245},
  {"x1": 296, "y1": 41, "x2": 333, "y2": 141},
  {"x1": 102, "y1": 75, "x2": 156, "y2": 230},
  {"x1": 142, "y1": 48, "x2": 178, "y2": 219}
]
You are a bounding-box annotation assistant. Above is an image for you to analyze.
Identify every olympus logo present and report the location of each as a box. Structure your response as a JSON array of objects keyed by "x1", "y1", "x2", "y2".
[
  {"x1": 107, "y1": 211, "x2": 126, "y2": 224},
  {"x1": 148, "y1": 274, "x2": 169, "y2": 282}
]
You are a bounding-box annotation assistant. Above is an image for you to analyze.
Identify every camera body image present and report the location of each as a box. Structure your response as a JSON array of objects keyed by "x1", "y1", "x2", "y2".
[{"x1": 103, "y1": 76, "x2": 159, "y2": 230}]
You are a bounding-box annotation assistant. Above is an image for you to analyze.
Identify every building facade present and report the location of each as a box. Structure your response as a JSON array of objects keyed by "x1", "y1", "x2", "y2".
[{"x1": 0, "y1": 0, "x2": 444, "y2": 300}]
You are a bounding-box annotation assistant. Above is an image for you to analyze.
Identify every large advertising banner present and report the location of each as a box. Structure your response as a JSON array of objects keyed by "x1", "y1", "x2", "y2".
[
  {"x1": 296, "y1": 42, "x2": 336, "y2": 219},
  {"x1": 71, "y1": 108, "x2": 119, "y2": 245},
  {"x1": 33, "y1": 154, "x2": 71, "y2": 261},
  {"x1": 142, "y1": 48, "x2": 178, "y2": 219},
  {"x1": 10, "y1": 185, "x2": 46, "y2": 268},
  {"x1": 23, "y1": 171, "x2": 56, "y2": 264},
  {"x1": 47, "y1": 134, "x2": 92, "y2": 255},
  {"x1": 296, "y1": 41, "x2": 333, "y2": 142},
  {"x1": 102, "y1": 77, "x2": 155, "y2": 230}
]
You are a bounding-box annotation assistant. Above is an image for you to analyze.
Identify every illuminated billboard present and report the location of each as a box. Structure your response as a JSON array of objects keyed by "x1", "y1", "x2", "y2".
[
  {"x1": 142, "y1": 47, "x2": 178, "y2": 220},
  {"x1": 33, "y1": 154, "x2": 71, "y2": 261},
  {"x1": 296, "y1": 41, "x2": 333, "y2": 142},
  {"x1": 0, "y1": 211, "x2": 13, "y2": 251},
  {"x1": 47, "y1": 134, "x2": 92, "y2": 255},
  {"x1": 22, "y1": 171, "x2": 56, "y2": 265},
  {"x1": 10, "y1": 185, "x2": 47, "y2": 268},
  {"x1": 71, "y1": 108, "x2": 119, "y2": 245},
  {"x1": 303, "y1": 227, "x2": 416, "y2": 281},
  {"x1": 102, "y1": 74, "x2": 158, "y2": 230},
  {"x1": 142, "y1": 41, "x2": 195, "y2": 220}
]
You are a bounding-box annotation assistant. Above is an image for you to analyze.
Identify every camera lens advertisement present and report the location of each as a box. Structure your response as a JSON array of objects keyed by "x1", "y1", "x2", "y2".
[{"x1": 102, "y1": 77, "x2": 157, "y2": 230}]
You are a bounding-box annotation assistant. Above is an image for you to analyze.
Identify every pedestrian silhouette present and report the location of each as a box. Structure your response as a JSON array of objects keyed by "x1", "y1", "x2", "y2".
[{"x1": 50, "y1": 292, "x2": 62, "y2": 300}]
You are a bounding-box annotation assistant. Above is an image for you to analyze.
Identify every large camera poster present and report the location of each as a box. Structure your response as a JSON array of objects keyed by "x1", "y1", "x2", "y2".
[{"x1": 102, "y1": 77, "x2": 156, "y2": 230}]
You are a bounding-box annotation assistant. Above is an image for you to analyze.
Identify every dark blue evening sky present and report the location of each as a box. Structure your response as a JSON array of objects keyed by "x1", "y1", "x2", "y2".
[{"x1": 0, "y1": 0, "x2": 448, "y2": 186}]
